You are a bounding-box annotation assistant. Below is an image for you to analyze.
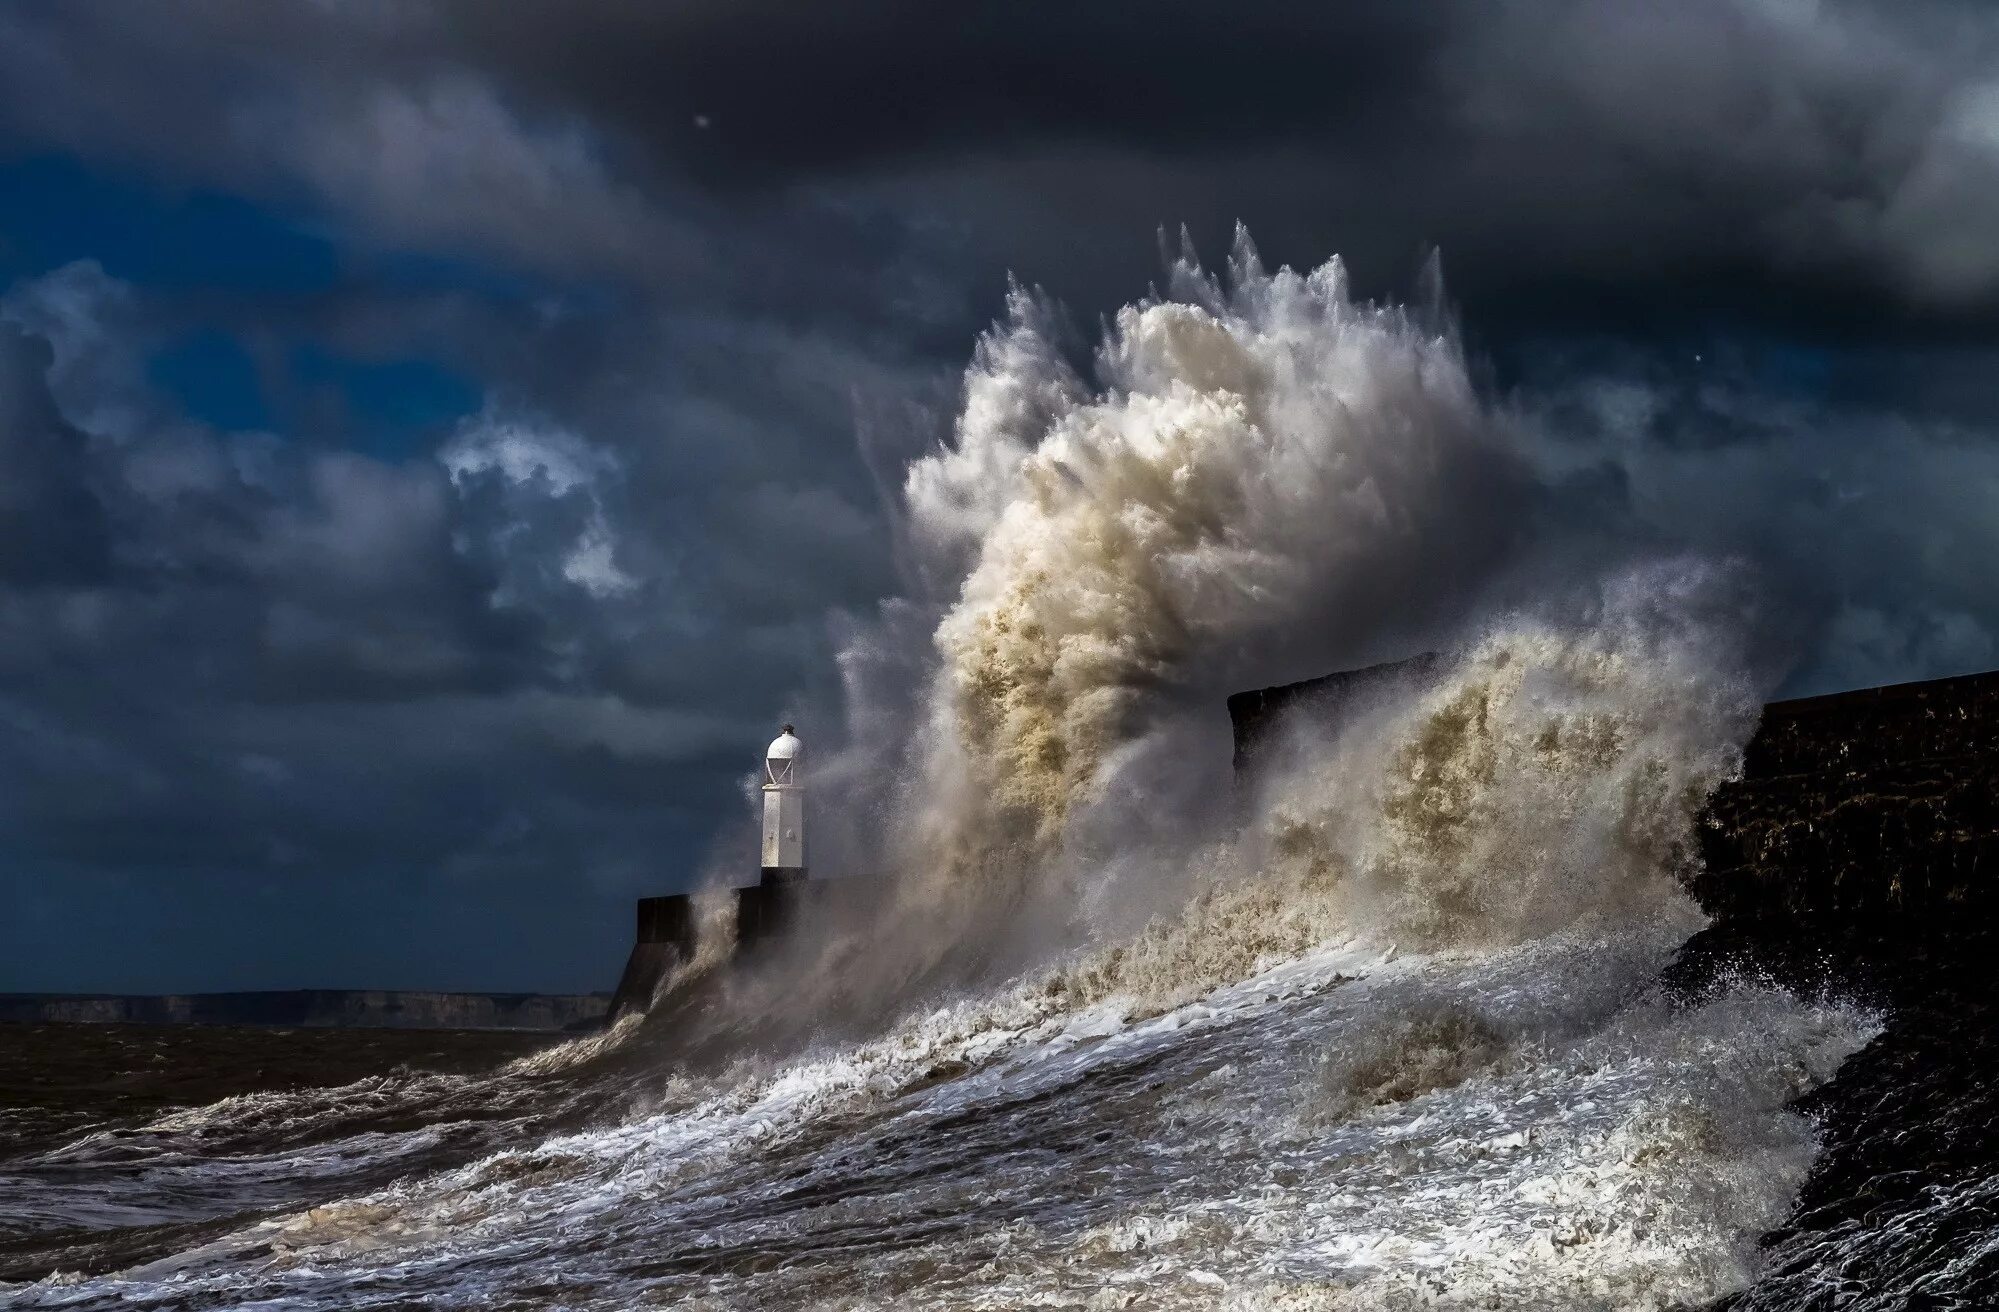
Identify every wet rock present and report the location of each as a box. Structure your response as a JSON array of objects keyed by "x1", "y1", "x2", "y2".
[{"x1": 1671, "y1": 671, "x2": 1999, "y2": 1310}]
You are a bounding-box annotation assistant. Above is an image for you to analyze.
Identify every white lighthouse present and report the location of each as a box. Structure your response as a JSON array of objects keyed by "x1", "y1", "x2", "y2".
[{"x1": 760, "y1": 724, "x2": 805, "y2": 877}]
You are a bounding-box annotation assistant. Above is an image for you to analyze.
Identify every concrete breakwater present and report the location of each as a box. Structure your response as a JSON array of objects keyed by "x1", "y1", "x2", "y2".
[
  {"x1": 1689, "y1": 668, "x2": 1999, "y2": 959},
  {"x1": 608, "y1": 893, "x2": 699, "y2": 1020},
  {"x1": 607, "y1": 870, "x2": 877, "y2": 1019}
]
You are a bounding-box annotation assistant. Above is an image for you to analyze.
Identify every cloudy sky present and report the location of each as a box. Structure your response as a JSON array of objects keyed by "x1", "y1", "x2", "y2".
[{"x1": 5, "y1": 0, "x2": 1999, "y2": 993}]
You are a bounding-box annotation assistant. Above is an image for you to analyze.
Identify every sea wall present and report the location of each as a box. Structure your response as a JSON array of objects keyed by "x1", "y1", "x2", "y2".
[
  {"x1": 1229, "y1": 660, "x2": 1999, "y2": 959},
  {"x1": 1230, "y1": 659, "x2": 1999, "y2": 1308},
  {"x1": 1679, "y1": 671, "x2": 1999, "y2": 1310},
  {"x1": 1224, "y1": 653, "x2": 1439, "y2": 777},
  {"x1": 608, "y1": 893, "x2": 700, "y2": 1020},
  {"x1": 607, "y1": 873, "x2": 884, "y2": 1019},
  {"x1": 1689, "y1": 669, "x2": 1999, "y2": 963}
]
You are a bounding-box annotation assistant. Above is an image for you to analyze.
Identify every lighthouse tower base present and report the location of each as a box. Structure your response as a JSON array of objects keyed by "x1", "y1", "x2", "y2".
[{"x1": 738, "y1": 867, "x2": 809, "y2": 952}]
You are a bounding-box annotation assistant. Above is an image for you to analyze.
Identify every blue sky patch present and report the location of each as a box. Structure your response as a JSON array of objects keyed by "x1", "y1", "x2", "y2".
[
  {"x1": 148, "y1": 328, "x2": 271, "y2": 431},
  {"x1": 0, "y1": 155, "x2": 341, "y2": 294}
]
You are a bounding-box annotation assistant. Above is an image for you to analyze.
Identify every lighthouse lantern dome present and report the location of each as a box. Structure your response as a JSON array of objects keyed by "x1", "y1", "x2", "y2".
[{"x1": 765, "y1": 724, "x2": 802, "y2": 786}]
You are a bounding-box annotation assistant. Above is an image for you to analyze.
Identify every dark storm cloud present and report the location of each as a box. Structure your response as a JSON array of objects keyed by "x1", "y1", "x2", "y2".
[
  {"x1": 0, "y1": 3, "x2": 1036, "y2": 991},
  {"x1": 12, "y1": 0, "x2": 1999, "y2": 329},
  {"x1": 0, "y1": 326, "x2": 110, "y2": 584},
  {"x1": 3, "y1": 0, "x2": 1999, "y2": 990},
  {"x1": 0, "y1": 243, "x2": 903, "y2": 988}
]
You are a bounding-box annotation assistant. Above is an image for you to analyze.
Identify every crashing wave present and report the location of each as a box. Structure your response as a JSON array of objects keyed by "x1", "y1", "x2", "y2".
[{"x1": 0, "y1": 235, "x2": 1873, "y2": 1310}]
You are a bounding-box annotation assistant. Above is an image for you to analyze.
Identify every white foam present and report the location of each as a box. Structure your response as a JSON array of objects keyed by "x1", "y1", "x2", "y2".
[{"x1": 5, "y1": 933, "x2": 1876, "y2": 1310}]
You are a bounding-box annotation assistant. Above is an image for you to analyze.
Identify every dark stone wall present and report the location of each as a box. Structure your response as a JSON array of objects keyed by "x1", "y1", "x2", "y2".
[
  {"x1": 1225, "y1": 653, "x2": 1438, "y2": 777},
  {"x1": 1688, "y1": 669, "x2": 1999, "y2": 963},
  {"x1": 737, "y1": 869, "x2": 811, "y2": 953},
  {"x1": 1676, "y1": 672, "x2": 1999, "y2": 1310},
  {"x1": 609, "y1": 871, "x2": 890, "y2": 1020},
  {"x1": 608, "y1": 893, "x2": 699, "y2": 1019},
  {"x1": 607, "y1": 945, "x2": 680, "y2": 1021},
  {"x1": 636, "y1": 894, "x2": 697, "y2": 950}
]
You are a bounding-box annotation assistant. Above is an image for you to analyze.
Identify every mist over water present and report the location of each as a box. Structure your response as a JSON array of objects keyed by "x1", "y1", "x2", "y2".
[{"x1": 1, "y1": 238, "x2": 1879, "y2": 1309}]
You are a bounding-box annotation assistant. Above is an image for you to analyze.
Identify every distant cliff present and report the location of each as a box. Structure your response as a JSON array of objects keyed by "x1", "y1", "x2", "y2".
[{"x1": 0, "y1": 989, "x2": 611, "y2": 1032}]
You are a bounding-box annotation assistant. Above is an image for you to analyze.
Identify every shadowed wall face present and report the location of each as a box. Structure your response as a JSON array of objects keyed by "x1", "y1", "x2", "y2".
[
  {"x1": 608, "y1": 895, "x2": 699, "y2": 1018},
  {"x1": 1692, "y1": 669, "x2": 1999, "y2": 953},
  {"x1": 1227, "y1": 655, "x2": 1441, "y2": 777}
]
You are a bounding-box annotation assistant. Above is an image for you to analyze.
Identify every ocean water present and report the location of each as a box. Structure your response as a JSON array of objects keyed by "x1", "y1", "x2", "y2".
[{"x1": 0, "y1": 923, "x2": 1876, "y2": 1310}]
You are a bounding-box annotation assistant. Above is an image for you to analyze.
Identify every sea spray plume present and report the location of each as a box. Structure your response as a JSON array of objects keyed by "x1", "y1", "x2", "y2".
[
  {"x1": 901, "y1": 280, "x2": 1087, "y2": 595},
  {"x1": 890, "y1": 231, "x2": 1533, "y2": 934},
  {"x1": 1254, "y1": 562, "x2": 1761, "y2": 951},
  {"x1": 1003, "y1": 563, "x2": 1759, "y2": 1018},
  {"x1": 706, "y1": 234, "x2": 1757, "y2": 1032}
]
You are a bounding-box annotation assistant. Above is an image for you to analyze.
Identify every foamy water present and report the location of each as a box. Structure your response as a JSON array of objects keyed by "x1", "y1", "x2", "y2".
[{"x1": 5, "y1": 926, "x2": 1874, "y2": 1310}]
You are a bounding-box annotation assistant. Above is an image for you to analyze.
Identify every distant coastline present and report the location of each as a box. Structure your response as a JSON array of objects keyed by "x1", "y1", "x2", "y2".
[{"x1": 0, "y1": 989, "x2": 610, "y2": 1032}]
